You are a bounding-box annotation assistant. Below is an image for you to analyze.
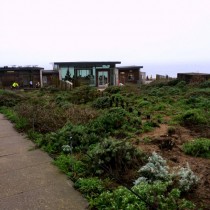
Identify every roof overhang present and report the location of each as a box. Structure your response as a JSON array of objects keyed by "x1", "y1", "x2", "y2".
[
  {"x1": 117, "y1": 65, "x2": 143, "y2": 70},
  {"x1": 53, "y1": 61, "x2": 121, "y2": 67},
  {"x1": 0, "y1": 67, "x2": 44, "y2": 71}
]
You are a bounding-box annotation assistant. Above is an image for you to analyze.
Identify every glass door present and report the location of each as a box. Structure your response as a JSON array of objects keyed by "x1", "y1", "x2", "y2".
[{"x1": 98, "y1": 71, "x2": 108, "y2": 87}]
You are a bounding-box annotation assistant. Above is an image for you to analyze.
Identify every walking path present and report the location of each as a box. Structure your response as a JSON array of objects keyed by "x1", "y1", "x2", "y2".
[{"x1": 0, "y1": 114, "x2": 88, "y2": 210}]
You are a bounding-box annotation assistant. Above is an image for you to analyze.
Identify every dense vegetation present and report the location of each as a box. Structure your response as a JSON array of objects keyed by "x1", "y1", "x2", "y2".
[{"x1": 0, "y1": 79, "x2": 210, "y2": 209}]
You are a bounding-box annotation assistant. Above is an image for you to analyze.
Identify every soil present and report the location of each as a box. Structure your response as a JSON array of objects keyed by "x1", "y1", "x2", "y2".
[{"x1": 136, "y1": 122, "x2": 210, "y2": 209}]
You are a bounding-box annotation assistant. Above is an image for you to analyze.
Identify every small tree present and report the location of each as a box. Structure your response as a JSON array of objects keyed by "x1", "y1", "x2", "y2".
[{"x1": 65, "y1": 68, "x2": 72, "y2": 81}]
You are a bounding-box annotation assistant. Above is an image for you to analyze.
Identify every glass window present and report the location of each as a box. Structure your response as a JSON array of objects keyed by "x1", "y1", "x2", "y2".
[{"x1": 128, "y1": 73, "x2": 134, "y2": 81}]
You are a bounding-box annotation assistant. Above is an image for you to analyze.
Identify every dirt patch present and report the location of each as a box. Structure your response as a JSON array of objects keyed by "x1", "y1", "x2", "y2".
[{"x1": 136, "y1": 124, "x2": 210, "y2": 209}]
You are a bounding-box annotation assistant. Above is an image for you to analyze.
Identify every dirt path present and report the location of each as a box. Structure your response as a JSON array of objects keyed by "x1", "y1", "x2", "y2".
[{"x1": 0, "y1": 114, "x2": 88, "y2": 210}]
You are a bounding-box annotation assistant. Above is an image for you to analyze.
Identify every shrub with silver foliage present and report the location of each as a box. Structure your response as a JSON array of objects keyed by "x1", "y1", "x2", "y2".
[
  {"x1": 134, "y1": 152, "x2": 199, "y2": 193},
  {"x1": 134, "y1": 152, "x2": 170, "y2": 185},
  {"x1": 177, "y1": 163, "x2": 199, "y2": 192}
]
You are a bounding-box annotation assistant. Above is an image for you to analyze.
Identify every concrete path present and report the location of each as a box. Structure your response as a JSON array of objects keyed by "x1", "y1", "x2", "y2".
[{"x1": 0, "y1": 114, "x2": 88, "y2": 210}]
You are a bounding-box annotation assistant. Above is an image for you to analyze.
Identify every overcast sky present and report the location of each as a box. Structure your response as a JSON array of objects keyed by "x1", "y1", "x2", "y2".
[{"x1": 0, "y1": 0, "x2": 209, "y2": 77}]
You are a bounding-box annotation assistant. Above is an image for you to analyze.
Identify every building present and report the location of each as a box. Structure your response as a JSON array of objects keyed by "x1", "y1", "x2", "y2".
[
  {"x1": 53, "y1": 61, "x2": 121, "y2": 87},
  {"x1": 42, "y1": 70, "x2": 59, "y2": 87},
  {"x1": 116, "y1": 66, "x2": 144, "y2": 85},
  {"x1": 177, "y1": 73, "x2": 210, "y2": 83},
  {"x1": 0, "y1": 66, "x2": 43, "y2": 88}
]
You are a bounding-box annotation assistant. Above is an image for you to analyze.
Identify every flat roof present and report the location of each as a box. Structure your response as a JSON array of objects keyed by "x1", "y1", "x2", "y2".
[
  {"x1": 53, "y1": 61, "x2": 121, "y2": 67},
  {"x1": 0, "y1": 66, "x2": 44, "y2": 71},
  {"x1": 117, "y1": 65, "x2": 143, "y2": 70},
  {"x1": 177, "y1": 72, "x2": 210, "y2": 76}
]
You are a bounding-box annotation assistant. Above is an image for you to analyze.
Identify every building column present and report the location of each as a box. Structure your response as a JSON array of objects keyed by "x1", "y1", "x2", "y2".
[
  {"x1": 40, "y1": 70, "x2": 43, "y2": 87},
  {"x1": 114, "y1": 68, "x2": 119, "y2": 86}
]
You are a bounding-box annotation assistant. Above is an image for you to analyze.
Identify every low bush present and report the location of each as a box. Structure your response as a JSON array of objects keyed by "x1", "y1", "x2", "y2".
[
  {"x1": 54, "y1": 154, "x2": 87, "y2": 181},
  {"x1": 178, "y1": 109, "x2": 207, "y2": 126},
  {"x1": 74, "y1": 177, "x2": 104, "y2": 198},
  {"x1": 87, "y1": 138, "x2": 145, "y2": 178},
  {"x1": 176, "y1": 81, "x2": 187, "y2": 88},
  {"x1": 90, "y1": 181, "x2": 195, "y2": 210},
  {"x1": 92, "y1": 96, "x2": 111, "y2": 109},
  {"x1": 70, "y1": 86, "x2": 100, "y2": 104},
  {"x1": 65, "y1": 105, "x2": 99, "y2": 124},
  {"x1": 104, "y1": 86, "x2": 121, "y2": 94},
  {"x1": 141, "y1": 121, "x2": 159, "y2": 133},
  {"x1": 134, "y1": 152, "x2": 199, "y2": 193},
  {"x1": 53, "y1": 154, "x2": 72, "y2": 173},
  {"x1": 134, "y1": 152, "x2": 170, "y2": 185},
  {"x1": 176, "y1": 163, "x2": 200, "y2": 192},
  {"x1": 88, "y1": 107, "x2": 141, "y2": 137},
  {"x1": 182, "y1": 138, "x2": 210, "y2": 158},
  {"x1": 89, "y1": 107, "x2": 129, "y2": 134},
  {"x1": 15, "y1": 102, "x2": 67, "y2": 133},
  {"x1": 37, "y1": 123, "x2": 73, "y2": 153},
  {"x1": 199, "y1": 80, "x2": 210, "y2": 88},
  {"x1": 0, "y1": 90, "x2": 25, "y2": 107}
]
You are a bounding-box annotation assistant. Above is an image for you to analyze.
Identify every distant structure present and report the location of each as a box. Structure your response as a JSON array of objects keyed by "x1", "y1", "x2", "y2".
[
  {"x1": 0, "y1": 66, "x2": 43, "y2": 88},
  {"x1": 53, "y1": 62, "x2": 146, "y2": 87},
  {"x1": 0, "y1": 66, "x2": 60, "y2": 88},
  {"x1": 42, "y1": 70, "x2": 59, "y2": 86},
  {"x1": 53, "y1": 61, "x2": 122, "y2": 87},
  {"x1": 177, "y1": 73, "x2": 210, "y2": 83},
  {"x1": 116, "y1": 66, "x2": 144, "y2": 85},
  {"x1": 0, "y1": 61, "x2": 146, "y2": 89}
]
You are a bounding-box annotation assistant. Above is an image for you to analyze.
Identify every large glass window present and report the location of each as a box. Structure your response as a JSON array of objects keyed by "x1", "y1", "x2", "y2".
[
  {"x1": 61, "y1": 67, "x2": 74, "y2": 80},
  {"x1": 76, "y1": 69, "x2": 91, "y2": 78}
]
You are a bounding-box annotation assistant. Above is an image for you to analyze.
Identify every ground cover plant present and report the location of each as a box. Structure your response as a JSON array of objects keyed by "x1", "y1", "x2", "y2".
[
  {"x1": 183, "y1": 138, "x2": 210, "y2": 158},
  {"x1": 0, "y1": 80, "x2": 210, "y2": 209}
]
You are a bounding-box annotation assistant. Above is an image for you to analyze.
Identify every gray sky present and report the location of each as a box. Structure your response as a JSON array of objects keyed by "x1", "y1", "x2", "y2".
[{"x1": 0, "y1": 0, "x2": 210, "y2": 77}]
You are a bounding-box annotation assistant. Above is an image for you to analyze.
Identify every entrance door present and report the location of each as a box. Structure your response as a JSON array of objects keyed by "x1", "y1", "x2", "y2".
[{"x1": 98, "y1": 71, "x2": 108, "y2": 87}]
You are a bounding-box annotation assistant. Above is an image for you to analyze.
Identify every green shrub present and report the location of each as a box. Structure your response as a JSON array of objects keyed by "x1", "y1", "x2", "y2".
[
  {"x1": 104, "y1": 86, "x2": 121, "y2": 94},
  {"x1": 199, "y1": 80, "x2": 210, "y2": 88},
  {"x1": 90, "y1": 181, "x2": 195, "y2": 210},
  {"x1": 92, "y1": 96, "x2": 111, "y2": 109},
  {"x1": 168, "y1": 87, "x2": 181, "y2": 95},
  {"x1": 70, "y1": 125, "x2": 102, "y2": 150},
  {"x1": 141, "y1": 121, "x2": 159, "y2": 133},
  {"x1": 148, "y1": 88, "x2": 165, "y2": 97},
  {"x1": 87, "y1": 138, "x2": 145, "y2": 177},
  {"x1": 89, "y1": 107, "x2": 127, "y2": 134},
  {"x1": 178, "y1": 109, "x2": 207, "y2": 126},
  {"x1": 0, "y1": 90, "x2": 25, "y2": 107},
  {"x1": 54, "y1": 154, "x2": 87, "y2": 180},
  {"x1": 15, "y1": 116, "x2": 28, "y2": 131},
  {"x1": 27, "y1": 130, "x2": 43, "y2": 142},
  {"x1": 38, "y1": 123, "x2": 74, "y2": 153},
  {"x1": 0, "y1": 107, "x2": 18, "y2": 123},
  {"x1": 74, "y1": 177, "x2": 104, "y2": 198},
  {"x1": 167, "y1": 79, "x2": 180, "y2": 86},
  {"x1": 182, "y1": 138, "x2": 210, "y2": 158},
  {"x1": 137, "y1": 100, "x2": 151, "y2": 108},
  {"x1": 53, "y1": 154, "x2": 72, "y2": 173},
  {"x1": 70, "y1": 86, "x2": 100, "y2": 104},
  {"x1": 176, "y1": 81, "x2": 187, "y2": 88}
]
